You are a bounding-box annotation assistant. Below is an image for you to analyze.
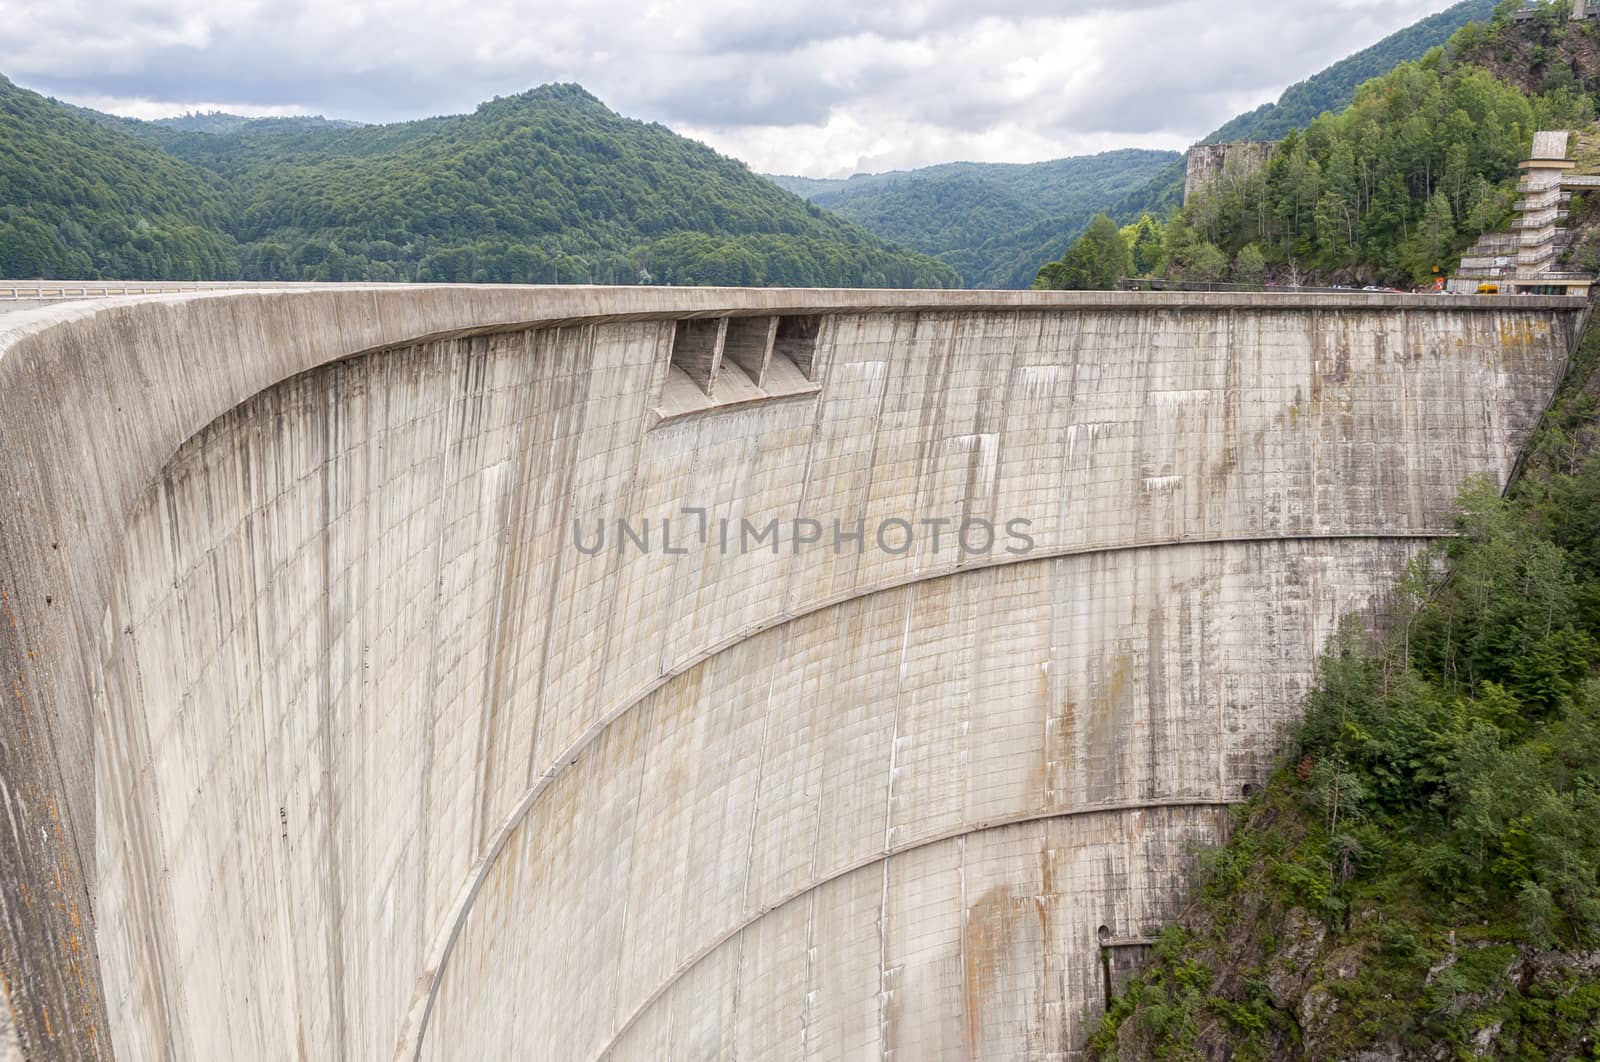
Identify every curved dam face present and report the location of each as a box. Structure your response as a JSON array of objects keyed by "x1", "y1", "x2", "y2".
[{"x1": 0, "y1": 287, "x2": 1580, "y2": 1061}]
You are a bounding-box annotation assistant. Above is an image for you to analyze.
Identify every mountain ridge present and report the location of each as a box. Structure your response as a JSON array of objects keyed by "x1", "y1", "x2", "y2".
[
  {"x1": 766, "y1": 149, "x2": 1179, "y2": 287},
  {"x1": 767, "y1": 0, "x2": 1503, "y2": 289},
  {"x1": 0, "y1": 78, "x2": 956, "y2": 286}
]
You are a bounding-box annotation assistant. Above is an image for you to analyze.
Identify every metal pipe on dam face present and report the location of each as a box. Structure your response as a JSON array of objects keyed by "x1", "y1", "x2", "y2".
[{"x1": 0, "y1": 287, "x2": 1582, "y2": 1060}]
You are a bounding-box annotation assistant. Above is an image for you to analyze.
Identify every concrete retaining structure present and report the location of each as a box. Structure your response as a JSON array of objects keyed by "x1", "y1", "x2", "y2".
[{"x1": 0, "y1": 286, "x2": 1581, "y2": 1060}]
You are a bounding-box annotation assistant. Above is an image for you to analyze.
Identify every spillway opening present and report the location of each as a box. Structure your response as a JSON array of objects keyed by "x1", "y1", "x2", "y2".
[
  {"x1": 722, "y1": 315, "x2": 778, "y2": 386},
  {"x1": 774, "y1": 314, "x2": 821, "y2": 380},
  {"x1": 670, "y1": 318, "x2": 726, "y2": 395},
  {"x1": 655, "y1": 314, "x2": 822, "y2": 422}
]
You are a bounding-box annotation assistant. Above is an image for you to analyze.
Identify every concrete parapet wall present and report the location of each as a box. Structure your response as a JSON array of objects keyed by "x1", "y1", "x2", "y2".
[{"x1": 0, "y1": 286, "x2": 1580, "y2": 1061}]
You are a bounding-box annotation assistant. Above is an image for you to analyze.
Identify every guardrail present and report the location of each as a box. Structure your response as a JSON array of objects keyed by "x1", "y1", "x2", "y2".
[
  {"x1": 1515, "y1": 195, "x2": 1572, "y2": 211},
  {"x1": 1118, "y1": 277, "x2": 1430, "y2": 295},
  {"x1": 0, "y1": 280, "x2": 336, "y2": 302},
  {"x1": 0, "y1": 282, "x2": 232, "y2": 301}
]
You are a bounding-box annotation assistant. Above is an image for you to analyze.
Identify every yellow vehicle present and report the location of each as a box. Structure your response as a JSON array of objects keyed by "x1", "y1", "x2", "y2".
[{"x1": 1477, "y1": 283, "x2": 1500, "y2": 295}]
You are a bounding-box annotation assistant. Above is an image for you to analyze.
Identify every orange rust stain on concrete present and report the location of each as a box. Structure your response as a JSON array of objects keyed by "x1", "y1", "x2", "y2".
[
  {"x1": 1101, "y1": 651, "x2": 1132, "y2": 708},
  {"x1": 1498, "y1": 319, "x2": 1551, "y2": 349},
  {"x1": 965, "y1": 880, "x2": 1047, "y2": 1055},
  {"x1": 1038, "y1": 643, "x2": 1075, "y2": 800},
  {"x1": 964, "y1": 885, "x2": 1004, "y2": 1049}
]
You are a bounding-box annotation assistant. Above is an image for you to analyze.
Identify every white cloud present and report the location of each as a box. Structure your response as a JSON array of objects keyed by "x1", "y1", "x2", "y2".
[{"x1": 0, "y1": 0, "x2": 1467, "y2": 175}]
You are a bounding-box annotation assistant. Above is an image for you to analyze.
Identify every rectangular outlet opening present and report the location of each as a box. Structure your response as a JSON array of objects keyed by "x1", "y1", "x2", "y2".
[
  {"x1": 670, "y1": 318, "x2": 726, "y2": 396},
  {"x1": 722, "y1": 316, "x2": 777, "y2": 388},
  {"x1": 650, "y1": 314, "x2": 826, "y2": 427},
  {"x1": 773, "y1": 315, "x2": 822, "y2": 381}
]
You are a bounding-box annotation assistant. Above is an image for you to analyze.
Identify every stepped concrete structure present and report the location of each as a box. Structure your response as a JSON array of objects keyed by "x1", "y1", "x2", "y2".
[
  {"x1": 0, "y1": 284, "x2": 1585, "y2": 1061},
  {"x1": 1454, "y1": 131, "x2": 1600, "y2": 296}
]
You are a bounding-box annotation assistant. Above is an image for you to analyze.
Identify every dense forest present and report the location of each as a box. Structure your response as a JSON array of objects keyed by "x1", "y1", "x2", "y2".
[
  {"x1": 1037, "y1": 24, "x2": 1599, "y2": 290},
  {"x1": 766, "y1": 151, "x2": 1178, "y2": 288},
  {"x1": 0, "y1": 0, "x2": 1504, "y2": 291},
  {"x1": 1094, "y1": 319, "x2": 1600, "y2": 1060},
  {"x1": 0, "y1": 78, "x2": 956, "y2": 287},
  {"x1": 1062, "y1": 0, "x2": 1510, "y2": 276},
  {"x1": 0, "y1": 76, "x2": 238, "y2": 279},
  {"x1": 773, "y1": 0, "x2": 1496, "y2": 291}
]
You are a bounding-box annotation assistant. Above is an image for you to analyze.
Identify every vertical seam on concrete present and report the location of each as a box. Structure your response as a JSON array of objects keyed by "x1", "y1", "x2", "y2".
[
  {"x1": 739, "y1": 624, "x2": 784, "y2": 919},
  {"x1": 875, "y1": 855, "x2": 891, "y2": 1062},
  {"x1": 248, "y1": 390, "x2": 309, "y2": 1059},
  {"x1": 120, "y1": 478, "x2": 188, "y2": 1059},
  {"x1": 799, "y1": 871, "x2": 816, "y2": 1057},
  {"x1": 522, "y1": 324, "x2": 596, "y2": 791},
  {"x1": 605, "y1": 682, "x2": 657, "y2": 1048},
  {"x1": 316, "y1": 363, "x2": 350, "y2": 1062},
  {"x1": 957, "y1": 832, "x2": 971, "y2": 1058},
  {"x1": 414, "y1": 338, "x2": 465, "y2": 975},
  {"x1": 779, "y1": 317, "x2": 835, "y2": 616},
  {"x1": 885, "y1": 585, "x2": 914, "y2": 854},
  {"x1": 588, "y1": 321, "x2": 667, "y2": 756},
  {"x1": 473, "y1": 334, "x2": 538, "y2": 850},
  {"x1": 849, "y1": 314, "x2": 901, "y2": 593},
  {"x1": 660, "y1": 366, "x2": 709, "y2": 681}
]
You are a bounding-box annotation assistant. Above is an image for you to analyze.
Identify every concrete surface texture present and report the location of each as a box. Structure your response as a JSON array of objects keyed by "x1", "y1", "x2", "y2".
[{"x1": 0, "y1": 286, "x2": 1580, "y2": 1061}]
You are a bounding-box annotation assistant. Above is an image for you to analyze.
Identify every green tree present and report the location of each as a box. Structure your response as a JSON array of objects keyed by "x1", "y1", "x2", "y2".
[
  {"x1": 1408, "y1": 189, "x2": 1458, "y2": 280},
  {"x1": 1032, "y1": 214, "x2": 1128, "y2": 290},
  {"x1": 1184, "y1": 242, "x2": 1230, "y2": 283},
  {"x1": 1121, "y1": 214, "x2": 1166, "y2": 276},
  {"x1": 1233, "y1": 244, "x2": 1268, "y2": 285}
]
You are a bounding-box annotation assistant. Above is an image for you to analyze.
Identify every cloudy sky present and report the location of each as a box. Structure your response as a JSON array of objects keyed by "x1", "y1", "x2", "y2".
[{"x1": 4, "y1": 0, "x2": 1462, "y2": 178}]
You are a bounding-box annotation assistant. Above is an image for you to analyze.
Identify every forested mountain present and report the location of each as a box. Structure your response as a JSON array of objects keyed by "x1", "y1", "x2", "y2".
[
  {"x1": 1037, "y1": 51, "x2": 1592, "y2": 290},
  {"x1": 766, "y1": 150, "x2": 1177, "y2": 288},
  {"x1": 767, "y1": 2, "x2": 1498, "y2": 290},
  {"x1": 1092, "y1": 0, "x2": 1506, "y2": 253},
  {"x1": 765, "y1": 173, "x2": 845, "y2": 199},
  {"x1": 0, "y1": 78, "x2": 956, "y2": 287},
  {"x1": 1206, "y1": 0, "x2": 1499, "y2": 143},
  {"x1": 154, "y1": 113, "x2": 366, "y2": 135},
  {"x1": 1035, "y1": 0, "x2": 1600, "y2": 291},
  {"x1": 0, "y1": 76, "x2": 237, "y2": 278}
]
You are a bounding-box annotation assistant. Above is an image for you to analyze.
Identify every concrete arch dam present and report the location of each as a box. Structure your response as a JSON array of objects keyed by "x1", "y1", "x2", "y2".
[{"x1": 0, "y1": 287, "x2": 1580, "y2": 1061}]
